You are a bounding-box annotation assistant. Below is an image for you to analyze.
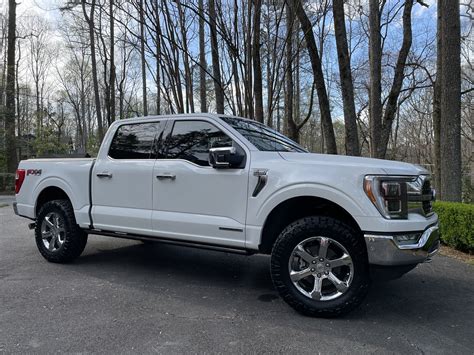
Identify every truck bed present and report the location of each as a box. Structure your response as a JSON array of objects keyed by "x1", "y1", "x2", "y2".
[{"x1": 15, "y1": 158, "x2": 96, "y2": 228}]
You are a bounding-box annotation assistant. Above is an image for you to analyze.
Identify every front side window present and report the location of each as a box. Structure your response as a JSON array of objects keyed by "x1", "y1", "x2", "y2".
[
  {"x1": 166, "y1": 120, "x2": 233, "y2": 166},
  {"x1": 220, "y1": 116, "x2": 306, "y2": 152},
  {"x1": 109, "y1": 122, "x2": 165, "y2": 159}
]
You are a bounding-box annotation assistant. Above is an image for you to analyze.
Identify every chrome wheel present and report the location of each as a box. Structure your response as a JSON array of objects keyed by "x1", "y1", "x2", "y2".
[
  {"x1": 288, "y1": 236, "x2": 354, "y2": 301},
  {"x1": 40, "y1": 212, "x2": 66, "y2": 252}
]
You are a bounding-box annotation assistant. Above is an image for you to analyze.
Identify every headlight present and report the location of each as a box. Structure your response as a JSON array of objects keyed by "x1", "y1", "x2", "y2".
[{"x1": 363, "y1": 175, "x2": 435, "y2": 219}]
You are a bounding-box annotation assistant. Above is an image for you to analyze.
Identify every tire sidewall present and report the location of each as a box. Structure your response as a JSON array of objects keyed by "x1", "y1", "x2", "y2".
[
  {"x1": 271, "y1": 216, "x2": 369, "y2": 316},
  {"x1": 35, "y1": 200, "x2": 86, "y2": 263}
]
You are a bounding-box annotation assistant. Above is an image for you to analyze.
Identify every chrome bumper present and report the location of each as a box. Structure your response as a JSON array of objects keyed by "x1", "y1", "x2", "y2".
[{"x1": 364, "y1": 225, "x2": 440, "y2": 266}]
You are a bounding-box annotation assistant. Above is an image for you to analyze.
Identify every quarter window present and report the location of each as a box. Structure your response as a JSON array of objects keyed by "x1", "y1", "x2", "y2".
[
  {"x1": 109, "y1": 122, "x2": 165, "y2": 159},
  {"x1": 166, "y1": 120, "x2": 233, "y2": 166}
]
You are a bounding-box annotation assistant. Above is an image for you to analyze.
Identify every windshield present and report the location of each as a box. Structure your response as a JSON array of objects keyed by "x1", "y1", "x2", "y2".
[{"x1": 220, "y1": 116, "x2": 307, "y2": 152}]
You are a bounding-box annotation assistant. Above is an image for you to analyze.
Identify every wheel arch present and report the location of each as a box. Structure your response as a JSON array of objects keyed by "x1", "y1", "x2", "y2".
[
  {"x1": 35, "y1": 185, "x2": 73, "y2": 217},
  {"x1": 258, "y1": 195, "x2": 363, "y2": 254}
]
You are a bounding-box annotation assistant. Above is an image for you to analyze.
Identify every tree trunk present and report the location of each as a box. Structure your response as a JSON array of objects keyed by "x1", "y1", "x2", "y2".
[
  {"x1": 82, "y1": 0, "x2": 104, "y2": 140},
  {"x1": 176, "y1": 1, "x2": 194, "y2": 113},
  {"x1": 295, "y1": 0, "x2": 337, "y2": 154},
  {"x1": 15, "y1": 41, "x2": 20, "y2": 137},
  {"x1": 285, "y1": 2, "x2": 297, "y2": 141},
  {"x1": 433, "y1": 1, "x2": 442, "y2": 193},
  {"x1": 109, "y1": 0, "x2": 116, "y2": 123},
  {"x1": 244, "y1": 2, "x2": 254, "y2": 119},
  {"x1": 379, "y1": 0, "x2": 414, "y2": 158},
  {"x1": 253, "y1": 0, "x2": 264, "y2": 123},
  {"x1": 232, "y1": 0, "x2": 243, "y2": 116},
  {"x1": 5, "y1": 0, "x2": 17, "y2": 172},
  {"x1": 154, "y1": 2, "x2": 162, "y2": 115},
  {"x1": 439, "y1": 0, "x2": 462, "y2": 201},
  {"x1": 209, "y1": 0, "x2": 225, "y2": 114},
  {"x1": 368, "y1": 0, "x2": 382, "y2": 158},
  {"x1": 198, "y1": 0, "x2": 207, "y2": 113},
  {"x1": 333, "y1": 0, "x2": 359, "y2": 156},
  {"x1": 35, "y1": 70, "x2": 41, "y2": 136},
  {"x1": 265, "y1": 5, "x2": 273, "y2": 128},
  {"x1": 139, "y1": 0, "x2": 148, "y2": 116}
]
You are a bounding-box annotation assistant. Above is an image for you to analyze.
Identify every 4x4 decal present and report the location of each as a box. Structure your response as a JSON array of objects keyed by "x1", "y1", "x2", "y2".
[{"x1": 27, "y1": 169, "x2": 42, "y2": 176}]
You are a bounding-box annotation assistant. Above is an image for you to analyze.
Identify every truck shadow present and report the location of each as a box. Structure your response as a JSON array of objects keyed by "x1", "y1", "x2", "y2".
[
  {"x1": 74, "y1": 237, "x2": 472, "y2": 325},
  {"x1": 76, "y1": 238, "x2": 275, "y2": 291}
]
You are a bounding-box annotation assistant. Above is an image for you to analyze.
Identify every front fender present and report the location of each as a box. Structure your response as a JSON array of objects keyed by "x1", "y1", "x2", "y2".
[{"x1": 250, "y1": 183, "x2": 375, "y2": 228}]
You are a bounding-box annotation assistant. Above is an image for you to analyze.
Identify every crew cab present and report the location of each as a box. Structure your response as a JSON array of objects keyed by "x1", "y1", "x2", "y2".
[{"x1": 14, "y1": 114, "x2": 439, "y2": 316}]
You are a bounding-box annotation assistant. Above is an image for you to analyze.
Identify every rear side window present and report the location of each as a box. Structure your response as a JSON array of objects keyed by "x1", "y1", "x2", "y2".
[
  {"x1": 109, "y1": 122, "x2": 165, "y2": 159},
  {"x1": 165, "y1": 120, "x2": 233, "y2": 166}
]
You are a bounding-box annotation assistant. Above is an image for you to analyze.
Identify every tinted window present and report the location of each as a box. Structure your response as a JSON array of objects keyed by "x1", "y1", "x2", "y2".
[
  {"x1": 166, "y1": 120, "x2": 233, "y2": 166},
  {"x1": 109, "y1": 122, "x2": 164, "y2": 159},
  {"x1": 220, "y1": 116, "x2": 306, "y2": 152}
]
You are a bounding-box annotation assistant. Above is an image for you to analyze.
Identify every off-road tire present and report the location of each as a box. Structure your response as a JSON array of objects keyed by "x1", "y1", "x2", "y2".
[
  {"x1": 271, "y1": 216, "x2": 370, "y2": 317},
  {"x1": 35, "y1": 199, "x2": 88, "y2": 263}
]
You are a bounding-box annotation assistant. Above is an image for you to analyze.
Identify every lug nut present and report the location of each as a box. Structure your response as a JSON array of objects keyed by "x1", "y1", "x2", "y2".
[
  {"x1": 317, "y1": 273, "x2": 321, "y2": 278},
  {"x1": 312, "y1": 260, "x2": 316, "y2": 264},
  {"x1": 324, "y1": 271, "x2": 329, "y2": 275},
  {"x1": 326, "y1": 263, "x2": 330, "y2": 267},
  {"x1": 310, "y1": 268, "x2": 315, "y2": 272},
  {"x1": 319, "y1": 257, "x2": 324, "y2": 262}
]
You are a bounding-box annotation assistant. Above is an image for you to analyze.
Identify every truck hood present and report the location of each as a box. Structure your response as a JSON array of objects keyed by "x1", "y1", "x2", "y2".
[{"x1": 278, "y1": 152, "x2": 427, "y2": 176}]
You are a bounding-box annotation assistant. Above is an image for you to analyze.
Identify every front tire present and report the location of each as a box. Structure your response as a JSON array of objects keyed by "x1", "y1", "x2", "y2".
[
  {"x1": 271, "y1": 216, "x2": 369, "y2": 317},
  {"x1": 35, "y1": 200, "x2": 88, "y2": 263}
]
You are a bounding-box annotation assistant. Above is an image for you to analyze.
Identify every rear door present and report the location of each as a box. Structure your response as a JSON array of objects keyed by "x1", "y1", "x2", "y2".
[{"x1": 91, "y1": 120, "x2": 167, "y2": 234}]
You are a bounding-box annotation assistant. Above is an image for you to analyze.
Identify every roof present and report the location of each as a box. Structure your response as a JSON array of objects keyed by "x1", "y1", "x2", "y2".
[{"x1": 114, "y1": 113, "x2": 254, "y2": 124}]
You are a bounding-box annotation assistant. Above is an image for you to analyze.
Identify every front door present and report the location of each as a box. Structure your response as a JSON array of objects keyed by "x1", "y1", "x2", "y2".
[
  {"x1": 92, "y1": 120, "x2": 167, "y2": 234},
  {"x1": 151, "y1": 119, "x2": 250, "y2": 248}
]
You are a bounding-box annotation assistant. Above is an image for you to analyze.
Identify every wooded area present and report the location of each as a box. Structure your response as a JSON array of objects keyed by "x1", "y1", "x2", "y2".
[{"x1": 0, "y1": 0, "x2": 472, "y2": 202}]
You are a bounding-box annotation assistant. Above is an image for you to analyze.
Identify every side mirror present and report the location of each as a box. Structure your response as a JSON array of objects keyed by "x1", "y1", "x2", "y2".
[{"x1": 209, "y1": 146, "x2": 245, "y2": 169}]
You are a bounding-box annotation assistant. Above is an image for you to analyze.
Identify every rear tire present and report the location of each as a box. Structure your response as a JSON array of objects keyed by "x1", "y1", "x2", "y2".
[
  {"x1": 271, "y1": 216, "x2": 369, "y2": 317},
  {"x1": 35, "y1": 200, "x2": 88, "y2": 263}
]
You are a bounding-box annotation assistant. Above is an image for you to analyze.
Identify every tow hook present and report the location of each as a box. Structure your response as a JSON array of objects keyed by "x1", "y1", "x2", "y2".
[{"x1": 28, "y1": 222, "x2": 36, "y2": 230}]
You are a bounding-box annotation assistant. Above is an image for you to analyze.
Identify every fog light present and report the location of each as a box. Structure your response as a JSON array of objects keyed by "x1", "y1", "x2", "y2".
[{"x1": 394, "y1": 233, "x2": 421, "y2": 246}]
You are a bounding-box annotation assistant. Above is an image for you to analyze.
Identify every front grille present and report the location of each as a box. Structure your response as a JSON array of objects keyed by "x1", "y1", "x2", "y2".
[
  {"x1": 407, "y1": 176, "x2": 435, "y2": 217},
  {"x1": 422, "y1": 178, "x2": 434, "y2": 215}
]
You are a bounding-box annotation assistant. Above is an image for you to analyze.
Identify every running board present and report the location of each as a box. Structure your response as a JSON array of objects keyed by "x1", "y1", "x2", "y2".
[{"x1": 85, "y1": 229, "x2": 254, "y2": 255}]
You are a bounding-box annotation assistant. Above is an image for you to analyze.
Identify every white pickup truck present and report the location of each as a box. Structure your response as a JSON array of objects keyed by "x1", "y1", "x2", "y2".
[{"x1": 14, "y1": 114, "x2": 439, "y2": 316}]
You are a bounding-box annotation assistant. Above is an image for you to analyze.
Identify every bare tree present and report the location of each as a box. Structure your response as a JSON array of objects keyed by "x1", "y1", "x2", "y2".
[
  {"x1": 253, "y1": 0, "x2": 264, "y2": 123},
  {"x1": 4, "y1": 0, "x2": 17, "y2": 172},
  {"x1": 333, "y1": 0, "x2": 359, "y2": 156},
  {"x1": 109, "y1": 0, "x2": 116, "y2": 123},
  {"x1": 439, "y1": 0, "x2": 462, "y2": 201},
  {"x1": 295, "y1": 0, "x2": 337, "y2": 154},
  {"x1": 285, "y1": 1, "x2": 296, "y2": 140},
  {"x1": 139, "y1": 0, "x2": 148, "y2": 116},
  {"x1": 368, "y1": 0, "x2": 383, "y2": 158},
  {"x1": 198, "y1": 0, "x2": 207, "y2": 113},
  {"x1": 82, "y1": 0, "x2": 104, "y2": 140},
  {"x1": 209, "y1": 0, "x2": 225, "y2": 113}
]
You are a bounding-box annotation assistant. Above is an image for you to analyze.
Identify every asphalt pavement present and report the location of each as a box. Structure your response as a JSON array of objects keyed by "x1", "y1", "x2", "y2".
[{"x1": 0, "y1": 201, "x2": 473, "y2": 354}]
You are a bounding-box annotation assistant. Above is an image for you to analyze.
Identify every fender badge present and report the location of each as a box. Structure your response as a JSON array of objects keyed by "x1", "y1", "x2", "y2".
[{"x1": 26, "y1": 169, "x2": 42, "y2": 176}]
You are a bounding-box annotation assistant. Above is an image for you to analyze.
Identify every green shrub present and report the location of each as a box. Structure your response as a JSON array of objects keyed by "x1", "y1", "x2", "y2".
[{"x1": 433, "y1": 201, "x2": 474, "y2": 253}]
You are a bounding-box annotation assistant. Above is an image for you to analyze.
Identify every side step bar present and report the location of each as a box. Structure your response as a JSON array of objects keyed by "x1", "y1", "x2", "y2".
[{"x1": 85, "y1": 229, "x2": 254, "y2": 256}]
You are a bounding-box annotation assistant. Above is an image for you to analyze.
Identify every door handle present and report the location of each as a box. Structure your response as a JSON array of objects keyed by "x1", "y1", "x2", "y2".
[
  {"x1": 156, "y1": 173, "x2": 176, "y2": 180},
  {"x1": 96, "y1": 172, "x2": 113, "y2": 178}
]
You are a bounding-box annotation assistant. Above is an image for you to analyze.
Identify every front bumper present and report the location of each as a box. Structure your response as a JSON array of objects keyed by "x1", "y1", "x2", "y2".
[{"x1": 364, "y1": 224, "x2": 440, "y2": 266}]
